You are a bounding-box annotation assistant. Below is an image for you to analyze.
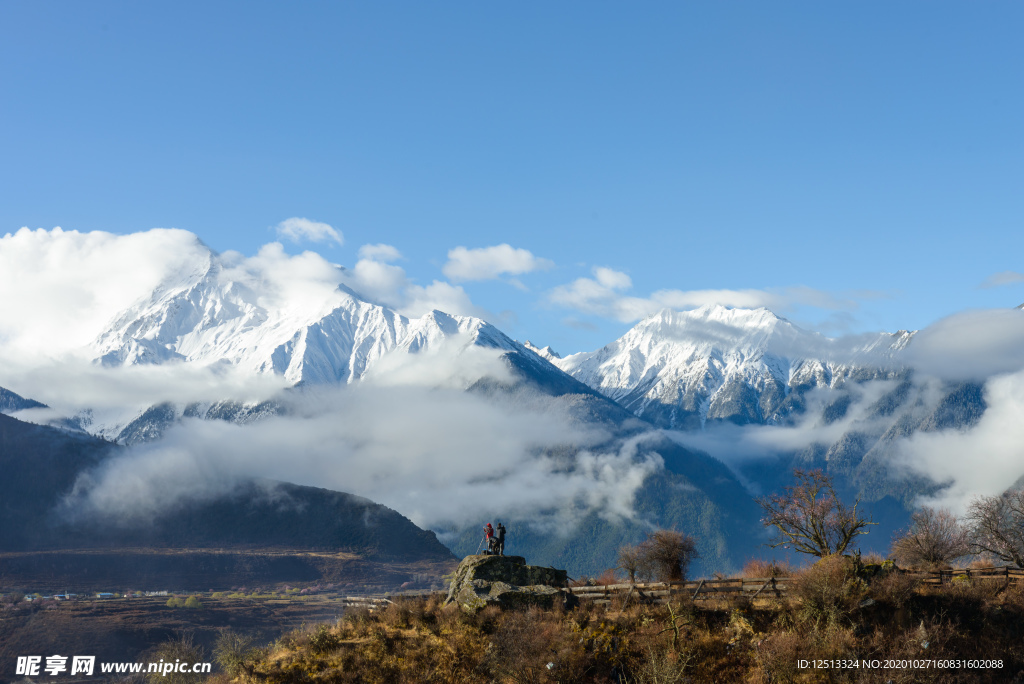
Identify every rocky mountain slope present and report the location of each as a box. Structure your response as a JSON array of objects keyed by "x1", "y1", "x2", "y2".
[{"x1": 0, "y1": 386, "x2": 46, "y2": 413}]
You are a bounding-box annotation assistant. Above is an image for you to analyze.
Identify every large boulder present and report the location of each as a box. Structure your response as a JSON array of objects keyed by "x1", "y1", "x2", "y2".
[{"x1": 444, "y1": 554, "x2": 572, "y2": 612}]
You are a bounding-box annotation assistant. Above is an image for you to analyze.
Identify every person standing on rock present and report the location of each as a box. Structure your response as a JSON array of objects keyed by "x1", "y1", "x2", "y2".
[
  {"x1": 495, "y1": 522, "x2": 506, "y2": 556},
  {"x1": 483, "y1": 522, "x2": 494, "y2": 554}
]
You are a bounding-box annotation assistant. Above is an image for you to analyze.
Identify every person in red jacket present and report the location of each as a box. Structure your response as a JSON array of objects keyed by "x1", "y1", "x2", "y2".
[{"x1": 483, "y1": 523, "x2": 494, "y2": 553}]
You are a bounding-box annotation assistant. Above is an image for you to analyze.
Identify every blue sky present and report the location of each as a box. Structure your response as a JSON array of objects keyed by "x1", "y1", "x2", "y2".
[{"x1": 2, "y1": 2, "x2": 1022, "y2": 354}]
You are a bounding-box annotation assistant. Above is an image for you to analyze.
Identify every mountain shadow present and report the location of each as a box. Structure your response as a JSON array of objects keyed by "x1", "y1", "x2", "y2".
[{"x1": 0, "y1": 412, "x2": 453, "y2": 563}]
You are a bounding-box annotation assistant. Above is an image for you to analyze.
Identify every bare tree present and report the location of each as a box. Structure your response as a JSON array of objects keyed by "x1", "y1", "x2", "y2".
[
  {"x1": 617, "y1": 544, "x2": 644, "y2": 584},
  {"x1": 967, "y1": 490, "x2": 1024, "y2": 568},
  {"x1": 890, "y1": 507, "x2": 971, "y2": 569},
  {"x1": 637, "y1": 530, "x2": 699, "y2": 583},
  {"x1": 755, "y1": 469, "x2": 875, "y2": 558}
]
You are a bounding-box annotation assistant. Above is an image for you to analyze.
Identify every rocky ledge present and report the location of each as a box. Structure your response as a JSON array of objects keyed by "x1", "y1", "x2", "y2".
[{"x1": 444, "y1": 554, "x2": 575, "y2": 612}]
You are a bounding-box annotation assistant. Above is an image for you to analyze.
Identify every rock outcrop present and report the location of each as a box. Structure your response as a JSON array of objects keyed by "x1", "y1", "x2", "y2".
[{"x1": 444, "y1": 555, "x2": 574, "y2": 612}]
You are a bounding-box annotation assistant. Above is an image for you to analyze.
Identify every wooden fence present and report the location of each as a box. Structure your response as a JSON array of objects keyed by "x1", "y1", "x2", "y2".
[
  {"x1": 340, "y1": 596, "x2": 393, "y2": 610},
  {"x1": 567, "y1": 567, "x2": 1024, "y2": 605},
  {"x1": 903, "y1": 566, "x2": 1024, "y2": 587},
  {"x1": 568, "y1": 578, "x2": 789, "y2": 605},
  {"x1": 335, "y1": 568, "x2": 1024, "y2": 609}
]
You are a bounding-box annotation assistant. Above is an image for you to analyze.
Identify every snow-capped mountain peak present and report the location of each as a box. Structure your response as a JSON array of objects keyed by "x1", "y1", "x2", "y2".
[
  {"x1": 553, "y1": 305, "x2": 909, "y2": 429},
  {"x1": 89, "y1": 247, "x2": 519, "y2": 387},
  {"x1": 522, "y1": 340, "x2": 561, "y2": 362}
]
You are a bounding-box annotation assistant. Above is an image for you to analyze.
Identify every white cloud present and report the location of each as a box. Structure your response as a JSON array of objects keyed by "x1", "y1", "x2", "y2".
[
  {"x1": 666, "y1": 379, "x2": 907, "y2": 470},
  {"x1": 362, "y1": 336, "x2": 515, "y2": 389},
  {"x1": 980, "y1": 271, "x2": 1024, "y2": 289},
  {"x1": 59, "y1": 377, "x2": 661, "y2": 531},
  {"x1": 549, "y1": 267, "x2": 860, "y2": 323},
  {"x1": 593, "y1": 266, "x2": 632, "y2": 290},
  {"x1": 442, "y1": 244, "x2": 553, "y2": 282},
  {"x1": 344, "y1": 258, "x2": 409, "y2": 309},
  {"x1": 0, "y1": 227, "x2": 211, "y2": 361},
  {"x1": 904, "y1": 309, "x2": 1024, "y2": 381},
  {"x1": 358, "y1": 243, "x2": 403, "y2": 262},
  {"x1": 6, "y1": 359, "x2": 289, "y2": 431},
  {"x1": 273, "y1": 217, "x2": 343, "y2": 246},
  {"x1": 343, "y1": 248, "x2": 486, "y2": 319},
  {"x1": 218, "y1": 242, "x2": 351, "y2": 321},
  {"x1": 404, "y1": 281, "x2": 484, "y2": 318},
  {"x1": 895, "y1": 369, "x2": 1024, "y2": 513}
]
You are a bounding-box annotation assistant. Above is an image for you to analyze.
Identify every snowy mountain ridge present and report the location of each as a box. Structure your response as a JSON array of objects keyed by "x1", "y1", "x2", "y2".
[
  {"x1": 58, "y1": 239, "x2": 922, "y2": 439},
  {"x1": 552, "y1": 305, "x2": 914, "y2": 429},
  {"x1": 89, "y1": 245, "x2": 520, "y2": 386}
]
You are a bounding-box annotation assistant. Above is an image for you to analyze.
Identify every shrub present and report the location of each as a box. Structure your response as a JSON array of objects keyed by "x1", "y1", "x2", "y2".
[
  {"x1": 739, "y1": 558, "x2": 796, "y2": 579},
  {"x1": 626, "y1": 645, "x2": 691, "y2": 684},
  {"x1": 637, "y1": 530, "x2": 699, "y2": 583},
  {"x1": 870, "y1": 570, "x2": 919, "y2": 609},
  {"x1": 891, "y1": 506, "x2": 971, "y2": 569},
  {"x1": 618, "y1": 544, "x2": 645, "y2": 584},
  {"x1": 861, "y1": 551, "x2": 886, "y2": 565},
  {"x1": 380, "y1": 601, "x2": 412, "y2": 630},
  {"x1": 488, "y1": 609, "x2": 552, "y2": 683},
  {"x1": 166, "y1": 597, "x2": 184, "y2": 608},
  {"x1": 145, "y1": 634, "x2": 205, "y2": 684},
  {"x1": 213, "y1": 630, "x2": 257, "y2": 677},
  {"x1": 183, "y1": 595, "x2": 203, "y2": 609},
  {"x1": 343, "y1": 606, "x2": 374, "y2": 635},
  {"x1": 791, "y1": 554, "x2": 865, "y2": 626},
  {"x1": 309, "y1": 624, "x2": 340, "y2": 654},
  {"x1": 751, "y1": 631, "x2": 803, "y2": 683}
]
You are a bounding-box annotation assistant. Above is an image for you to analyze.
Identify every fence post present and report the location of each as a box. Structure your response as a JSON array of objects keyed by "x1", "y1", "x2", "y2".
[{"x1": 751, "y1": 579, "x2": 771, "y2": 600}]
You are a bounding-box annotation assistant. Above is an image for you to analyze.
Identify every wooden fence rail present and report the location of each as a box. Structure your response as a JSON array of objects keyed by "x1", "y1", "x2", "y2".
[
  {"x1": 336, "y1": 568, "x2": 1024, "y2": 609},
  {"x1": 566, "y1": 567, "x2": 1024, "y2": 604},
  {"x1": 568, "y1": 578, "x2": 787, "y2": 604},
  {"x1": 340, "y1": 596, "x2": 393, "y2": 610}
]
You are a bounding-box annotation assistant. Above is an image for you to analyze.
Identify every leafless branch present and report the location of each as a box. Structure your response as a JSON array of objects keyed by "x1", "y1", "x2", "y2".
[{"x1": 755, "y1": 468, "x2": 876, "y2": 558}]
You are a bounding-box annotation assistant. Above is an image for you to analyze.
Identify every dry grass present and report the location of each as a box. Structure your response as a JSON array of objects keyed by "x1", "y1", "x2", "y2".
[
  {"x1": 738, "y1": 558, "x2": 798, "y2": 579},
  {"x1": 861, "y1": 551, "x2": 886, "y2": 565},
  {"x1": 236, "y1": 565, "x2": 1024, "y2": 683}
]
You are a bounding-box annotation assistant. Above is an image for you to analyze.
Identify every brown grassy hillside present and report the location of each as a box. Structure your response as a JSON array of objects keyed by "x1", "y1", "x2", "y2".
[{"x1": 215, "y1": 557, "x2": 1024, "y2": 683}]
